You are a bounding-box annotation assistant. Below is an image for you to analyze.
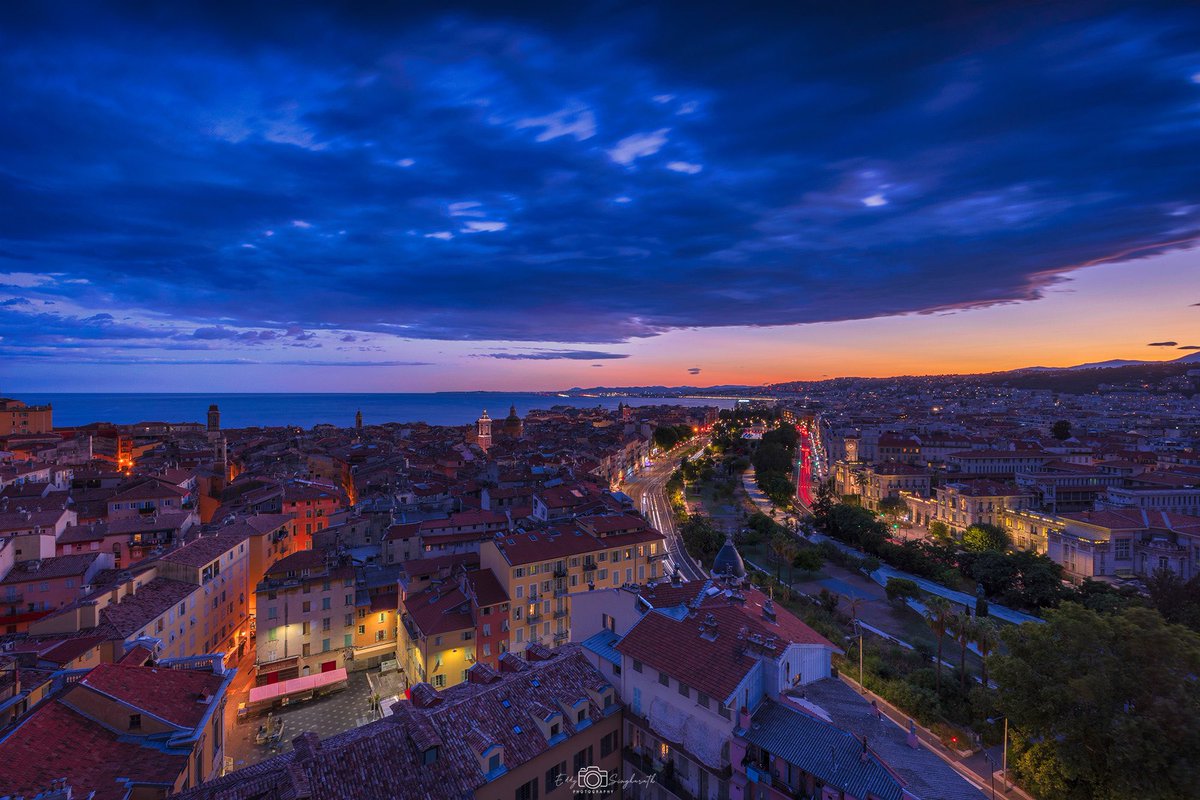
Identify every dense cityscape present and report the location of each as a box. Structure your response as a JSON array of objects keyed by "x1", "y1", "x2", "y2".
[{"x1": 4, "y1": 1, "x2": 1200, "y2": 799}]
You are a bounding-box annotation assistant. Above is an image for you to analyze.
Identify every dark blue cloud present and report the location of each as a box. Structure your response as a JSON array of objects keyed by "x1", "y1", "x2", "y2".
[
  {"x1": 1, "y1": 1, "x2": 1199, "y2": 356},
  {"x1": 476, "y1": 349, "x2": 629, "y2": 360}
]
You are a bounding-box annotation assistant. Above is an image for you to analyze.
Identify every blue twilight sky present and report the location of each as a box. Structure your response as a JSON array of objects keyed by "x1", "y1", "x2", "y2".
[{"x1": 2, "y1": 1, "x2": 1199, "y2": 392}]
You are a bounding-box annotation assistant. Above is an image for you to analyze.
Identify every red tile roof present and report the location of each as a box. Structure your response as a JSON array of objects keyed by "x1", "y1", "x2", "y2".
[
  {"x1": 617, "y1": 583, "x2": 838, "y2": 704},
  {"x1": 81, "y1": 662, "x2": 225, "y2": 728},
  {"x1": 0, "y1": 698, "x2": 187, "y2": 800},
  {"x1": 0, "y1": 553, "x2": 102, "y2": 585}
]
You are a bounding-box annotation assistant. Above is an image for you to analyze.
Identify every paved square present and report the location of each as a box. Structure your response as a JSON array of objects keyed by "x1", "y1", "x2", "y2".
[{"x1": 226, "y1": 671, "x2": 380, "y2": 768}]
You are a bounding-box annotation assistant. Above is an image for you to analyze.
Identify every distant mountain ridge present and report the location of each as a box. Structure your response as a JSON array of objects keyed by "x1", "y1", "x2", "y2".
[{"x1": 1021, "y1": 351, "x2": 1200, "y2": 371}]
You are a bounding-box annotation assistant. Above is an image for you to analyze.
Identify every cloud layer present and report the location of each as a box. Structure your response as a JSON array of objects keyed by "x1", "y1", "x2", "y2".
[{"x1": 2, "y1": 2, "x2": 1199, "y2": 367}]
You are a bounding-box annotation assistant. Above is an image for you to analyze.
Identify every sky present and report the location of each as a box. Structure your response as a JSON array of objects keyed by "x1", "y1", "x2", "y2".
[{"x1": 2, "y1": 1, "x2": 1199, "y2": 393}]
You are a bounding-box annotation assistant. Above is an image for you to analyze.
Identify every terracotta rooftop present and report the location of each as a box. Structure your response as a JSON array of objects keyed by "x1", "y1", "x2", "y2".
[
  {"x1": 617, "y1": 583, "x2": 838, "y2": 704},
  {"x1": 99, "y1": 578, "x2": 198, "y2": 638},
  {"x1": 81, "y1": 662, "x2": 225, "y2": 728},
  {"x1": 0, "y1": 699, "x2": 187, "y2": 800},
  {"x1": 0, "y1": 553, "x2": 103, "y2": 585}
]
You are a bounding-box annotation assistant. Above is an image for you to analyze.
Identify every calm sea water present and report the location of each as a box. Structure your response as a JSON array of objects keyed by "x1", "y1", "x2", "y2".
[{"x1": 36, "y1": 393, "x2": 737, "y2": 429}]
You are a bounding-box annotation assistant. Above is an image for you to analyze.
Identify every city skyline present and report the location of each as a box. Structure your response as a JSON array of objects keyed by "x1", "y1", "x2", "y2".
[{"x1": 3, "y1": 2, "x2": 1200, "y2": 392}]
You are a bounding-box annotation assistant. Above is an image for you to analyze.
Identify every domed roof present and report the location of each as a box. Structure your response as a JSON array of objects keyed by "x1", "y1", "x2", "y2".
[{"x1": 711, "y1": 532, "x2": 746, "y2": 579}]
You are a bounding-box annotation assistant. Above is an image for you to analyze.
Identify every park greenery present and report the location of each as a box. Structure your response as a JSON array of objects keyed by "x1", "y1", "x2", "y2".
[
  {"x1": 652, "y1": 422, "x2": 697, "y2": 451},
  {"x1": 992, "y1": 604, "x2": 1200, "y2": 799}
]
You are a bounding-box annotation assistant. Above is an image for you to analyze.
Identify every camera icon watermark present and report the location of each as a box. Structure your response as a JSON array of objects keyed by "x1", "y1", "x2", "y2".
[{"x1": 576, "y1": 766, "x2": 610, "y2": 792}]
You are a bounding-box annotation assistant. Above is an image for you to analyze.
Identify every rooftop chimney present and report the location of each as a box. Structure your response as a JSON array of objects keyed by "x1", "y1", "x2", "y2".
[{"x1": 292, "y1": 731, "x2": 321, "y2": 762}]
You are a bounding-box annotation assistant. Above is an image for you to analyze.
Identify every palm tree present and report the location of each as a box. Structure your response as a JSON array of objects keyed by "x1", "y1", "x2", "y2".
[
  {"x1": 847, "y1": 596, "x2": 865, "y2": 624},
  {"x1": 974, "y1": 619, "x2": 1001, "y2": 687},
  {"x1": 779, "y1": 538, "x2": 799, "y2": 585},
  {"x1": 949, "y1": 613, "x2": 976, "y2": 691},
  {"x1": 769, "y1": 534, "x2": 790, "y2": 581},
  {"x1": 923, "y1": 597, "x2": 954, "y2": 695}
]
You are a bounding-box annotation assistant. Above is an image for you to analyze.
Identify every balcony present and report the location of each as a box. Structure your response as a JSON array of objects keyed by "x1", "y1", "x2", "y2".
[
  {"x1": 553, "y1": 607, "x2": 568, "y2": 619},
  {"x1": 649, "y1": 550, "x2": 669, "y2": 561},
  {"x1": 527, "y1": 609, "x2": 542, "y2": 622},
  {"x1": 622, "y1": 748, "x2": 692, "y2": 800},
  {"x1": 553, "y1": 630, "x2": 569, "y2": 643},
  {"x1": 553, "y1": 564, "x2": 568, "y2": 578},
  {"x1": 553, "y1": 582, "x2": 568, "y2": 598}
]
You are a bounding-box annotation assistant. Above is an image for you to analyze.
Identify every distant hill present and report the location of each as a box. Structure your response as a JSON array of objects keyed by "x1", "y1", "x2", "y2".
[{"x1": 1023, "y1": 351, "x2": 1200, "y2": 371}]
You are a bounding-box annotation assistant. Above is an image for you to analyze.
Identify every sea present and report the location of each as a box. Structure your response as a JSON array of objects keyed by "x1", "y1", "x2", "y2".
[{"x1": 34, "y1": 393, "x2": 738, "y2": 429}]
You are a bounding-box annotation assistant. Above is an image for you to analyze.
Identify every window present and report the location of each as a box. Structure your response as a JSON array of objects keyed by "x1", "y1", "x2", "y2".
[
  {"x1": 483, "y1": 643, "x2": 491, "y2": 656},
  {"x1": 433, "y1": 674, "x2": 446, "y2": 688},
  {"x1": 1115, "y1": 538, "x2": 1131, "y2": 559},
  {"x1": 346, "y1": 594, "x2": 354, "y2": 605},
  {"x1": 488, "y1": 753, "x2": 501, "y2": 773},
  {"x1": 600, "y1": 730, "x2": 618, "y2": 757},
  {"x1": 359, "y1": 625, "x2": 366, "y2": 635},
  {"x1": 658, "y1": 671, "x2": 670, "y2": 687},
  {"x1": 322, "y1": 597, "x2": 331, "y2": 610},
  {"x1": 345, "y1": 613, "x2": 354, "y2": 627},
  {"x1": 423, "y1": 746, "x2": 439, "y2": 765},
  {"x1": 322, "y1": 618, "x2": 331, "y2": 631},
  {"x1": 302, "y1": 643, "x2": 311, "y2": 657},
  {"x1": 697, "y1": 691, "x2": 710, "y2": 709},
  {"x1": 483, "y1": 623, "x2": 492, "y2": 637},
  {"x1": 678, "y1": 681, "x2": 690, "y2": 698},
  {"x1": 302, "y1": 601, "x2": 311, "y2": 613},
  {"x1": 632, "y1": 659, "x2": 643, "y2": 673},
  {"x1": 545, "y1": 761, "x2": 566, "y2": 792},
  {"x1": 301, "y1": 621, "x2": 310, "y2": 635},
  {"x1": 345, "y1": 634, "x2": 353, "y2": 647},
  {"x1": 463, "y1": 630, "x2": 474, "y2": 641},
  {"x1": 322, "y1": 638, "x2": 330, "y2": 652},
  {"x1": 514, "y1": 777, "x2": 539, "y2": 800},
  {"x1": 572, "y1": 745, "x2": 593, "y2": 773},
  {"x1": 128, "y1": 714, "x2": 142, "y2": 730}
]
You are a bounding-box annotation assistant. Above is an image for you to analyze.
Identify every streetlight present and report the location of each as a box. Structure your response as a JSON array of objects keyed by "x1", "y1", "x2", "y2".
[
  {"x1": 986, "y1": 716, "x2": 1009, "y2": 793},
  {"x1": 853, "y1": 618, "x2": 864, "y2": 690}
]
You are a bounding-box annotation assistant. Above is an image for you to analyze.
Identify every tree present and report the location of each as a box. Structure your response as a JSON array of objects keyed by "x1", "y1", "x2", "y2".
[
  {"x1": 847, "y1": 595, "x2": 865, "y2": 623},
  {"x1": 948, "y1": 612, "x2": 975, "y2": 691},
  {"x1": 877, "y1": 495, "x2": 908, "y2": 522},
  {"x1": 973, "y1": 618, "x2": 1000, "y2": 687},
  {"x1": 991, "y1": 604, "x2": 1200, "y2": 799},
  {"x1": 769, "y1": 533, "x2": 797, "y2": 583},
  {"x1": 679, "y1": 515, "x2": 723, "y2": 564},
  {"x1": 962, "y1": 523, "x2": 1010, "y2": 553},
  {"x1": 923, "y1": 597, "x2": 955, "y2": 695},
  {"x1": 928, "y1": 520, "x2": 950, "y2": 540},
  {"x1": 653, "y1": 425, "x2": 680, "y2": 450},
  {"x1": 885, "y1": 577, "x2": 920, "y2": 605},
  {"x1": 1145, "y1": 568, "x2": 1200, "y2": 630},
  {"x1": 792, "y1": 547, "x2": 824, "y2": 574},
  {"x1": 1051, "y1": 419, "x2": 1072, "y2": 441}
]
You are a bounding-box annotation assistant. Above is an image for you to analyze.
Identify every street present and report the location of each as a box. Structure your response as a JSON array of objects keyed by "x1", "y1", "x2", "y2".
[{"x1": 624, "y1": 442, "x2": 707, "y2": 582}]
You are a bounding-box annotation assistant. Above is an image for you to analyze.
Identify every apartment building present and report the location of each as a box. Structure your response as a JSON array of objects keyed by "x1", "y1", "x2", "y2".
[
  {"x1": 398, "y1": 566, "x2": 510, "y2": 689},
  {"x1": 254, "y1": 549, "x2": 358, "y2": 683},
  {"x1": 480, "y1": 521, "x2": 666, "y2": 653}
]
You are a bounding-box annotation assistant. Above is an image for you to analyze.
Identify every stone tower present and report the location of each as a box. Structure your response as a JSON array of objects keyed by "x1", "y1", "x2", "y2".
[
  {"x1": 355, "y1": 410, "x2": 363, "y2": 430},
  {"x1": 476, "y1": 410, "x2": 492, "y2": 452},
  {"x1": 207, "y1": 404, "x2": 221, "y2": 433}
]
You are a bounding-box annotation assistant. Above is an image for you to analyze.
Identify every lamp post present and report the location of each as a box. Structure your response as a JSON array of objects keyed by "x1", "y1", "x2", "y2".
[
  {"x1": 987, "y1": 716, "x2": 1009, "y2": 792},
  {"x1": 854, "y1": 619, "x2": 864, "y2": 690}
]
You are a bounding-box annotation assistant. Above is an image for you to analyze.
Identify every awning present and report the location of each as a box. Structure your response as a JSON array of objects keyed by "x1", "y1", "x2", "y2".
[{"x1": 249, "y1": 668, "x2": 348, "y2": 704}]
